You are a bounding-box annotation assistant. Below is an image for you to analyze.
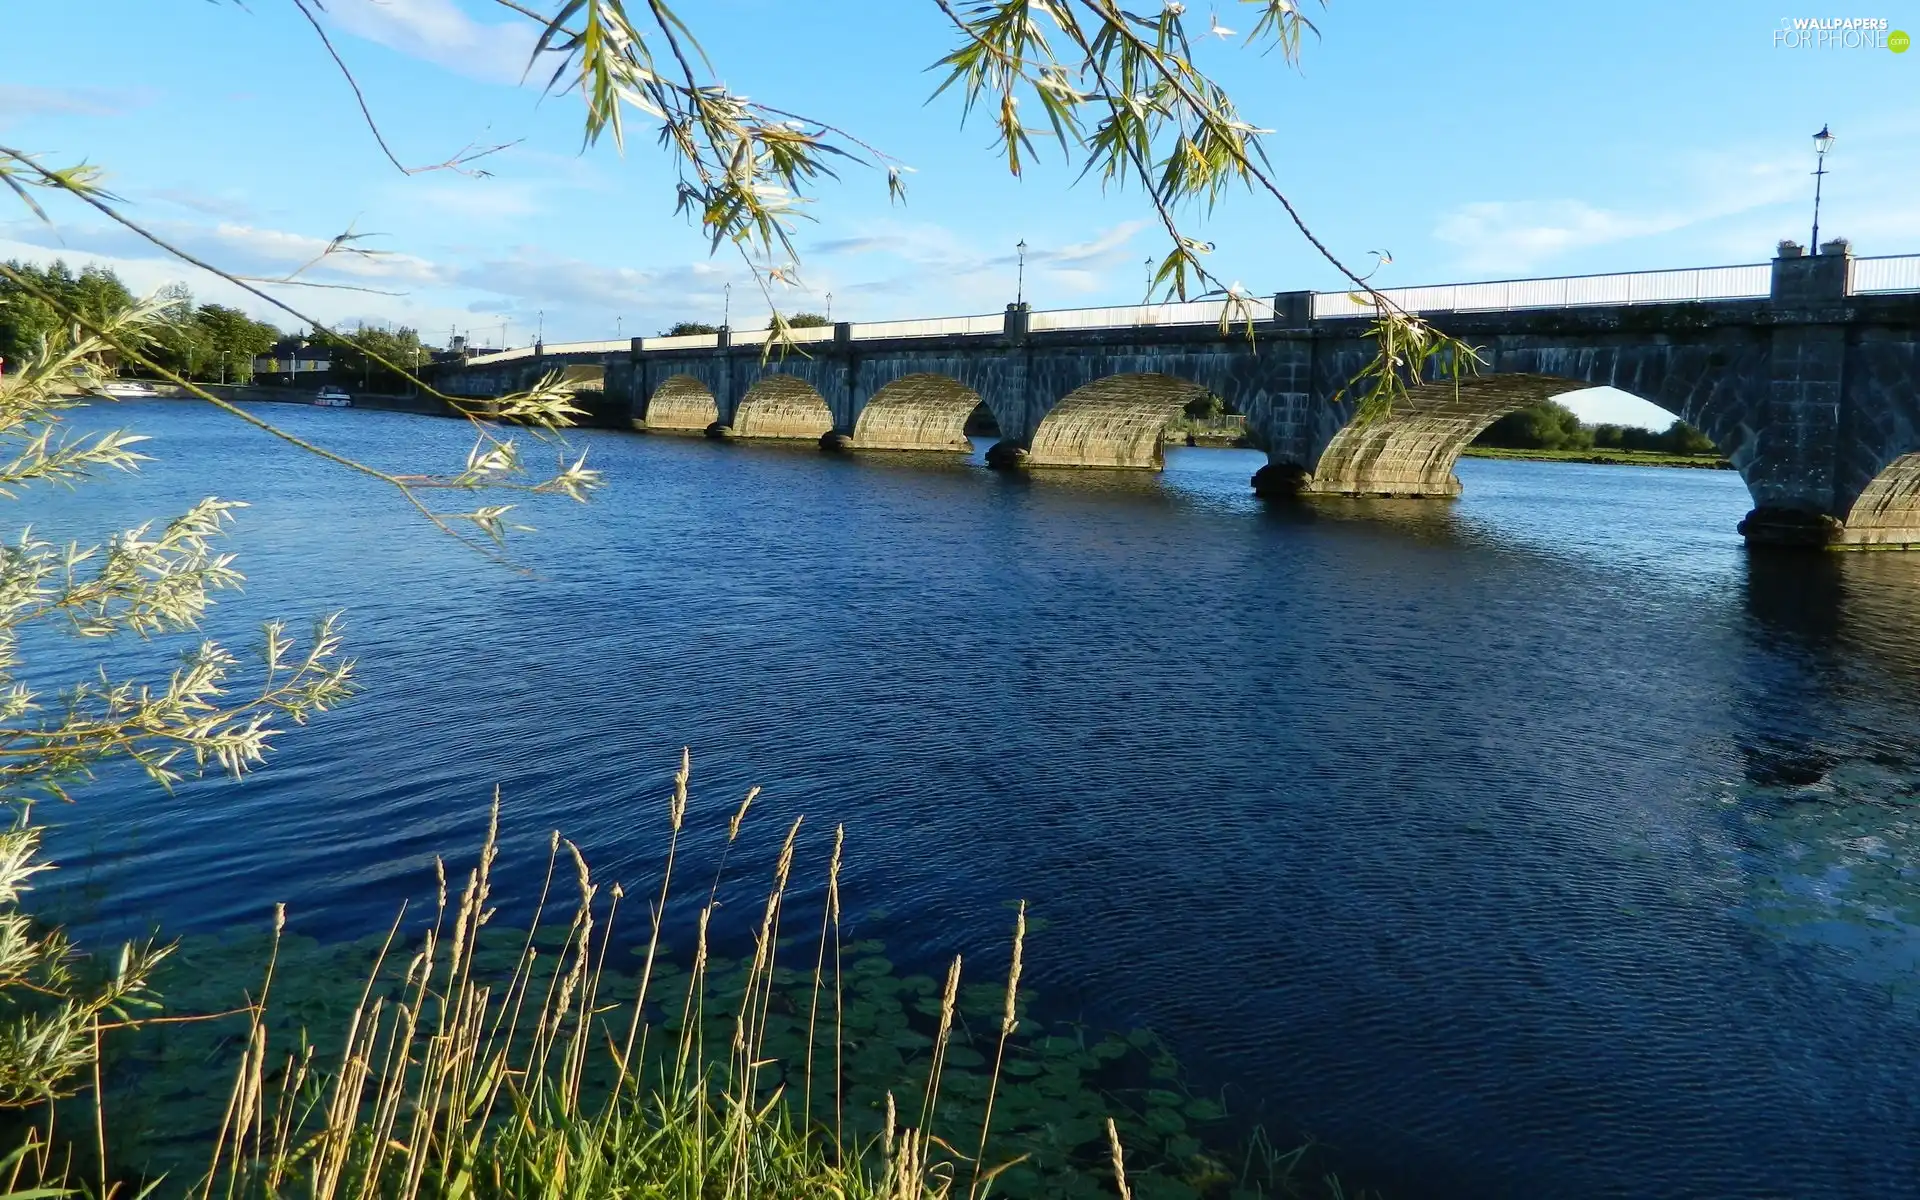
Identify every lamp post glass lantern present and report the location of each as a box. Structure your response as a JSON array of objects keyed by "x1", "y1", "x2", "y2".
[{"x1": 1811, "y1": 124, "x2": 1834, "y2": 251}]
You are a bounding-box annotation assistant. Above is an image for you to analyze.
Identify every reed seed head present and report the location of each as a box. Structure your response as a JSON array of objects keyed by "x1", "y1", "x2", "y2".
[
  {"x1": 1106, "y1": 1117, "x2": 1132, "y2": 1200},
  {"x1": 828, "y1": 824, "x2": 845, "y2": 923},
  {"x1": 884, "y1": 1090, "x2": 897, "y2": 1164},
  {"x1": 1003, "y1": 900, "x2": 1025, "y2": 1036},
  {"x1": 775, "y1": 816, "x2": 802, "y2": 889},
  {"x1": 671, "y1": 747, "x2": 689, "y2": 831},
  {"x1": 728, "y1": 786, "x2": 760, "y2": 843},
  {"x1": 938, "y1": 955, "x2": 961, "y2": 1039}
]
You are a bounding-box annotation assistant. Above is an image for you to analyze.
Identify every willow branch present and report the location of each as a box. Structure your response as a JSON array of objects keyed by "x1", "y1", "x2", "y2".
[
  {"x1": 0, "y1": 265, "x2": 533, "y2": 569},
  {"x1": 290, "y1": 0, "x2": 518, "y2": 176}
]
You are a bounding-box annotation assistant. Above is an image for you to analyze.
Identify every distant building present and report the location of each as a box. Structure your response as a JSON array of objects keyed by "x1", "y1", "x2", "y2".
[
  {"x1": 252, "y1": 338, "x2": 331, "y2": 386},
  {"x1": 430, "y1": 335, "x2": 503, "y2": 363}
]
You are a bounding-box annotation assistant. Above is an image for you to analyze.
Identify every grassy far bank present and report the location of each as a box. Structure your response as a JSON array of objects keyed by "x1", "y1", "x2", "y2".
[
  {"x1": 1472, "y1": 398, "x2": 1723, "y2": 467},
  {"x1": 1461, "y1": 445, "x2": 1731, "y2": 470}
]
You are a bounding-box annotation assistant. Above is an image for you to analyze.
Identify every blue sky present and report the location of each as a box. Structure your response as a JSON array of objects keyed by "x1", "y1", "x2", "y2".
[{"x1": 3, "y1": 0, "x2": 1916, "y2": 427}]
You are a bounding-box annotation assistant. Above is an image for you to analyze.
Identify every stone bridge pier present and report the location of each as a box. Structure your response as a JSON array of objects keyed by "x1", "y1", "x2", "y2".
[
  {"x1": 424, "y1": 248, "x2": 1920, "y2": 549},
  {"x1": 1238, "y1": 253, "x2": 1920, "y2": 548}
]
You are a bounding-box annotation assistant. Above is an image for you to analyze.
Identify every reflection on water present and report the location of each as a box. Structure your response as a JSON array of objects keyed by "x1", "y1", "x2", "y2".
[{"x1": 19, "y1": 404, "x2": 1920, "y2": 1198}]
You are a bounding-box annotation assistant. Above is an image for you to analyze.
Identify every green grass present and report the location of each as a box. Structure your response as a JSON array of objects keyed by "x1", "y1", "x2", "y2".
[{"x1": 1462, "y1": 445, "x2": 1731, "y2": 469}]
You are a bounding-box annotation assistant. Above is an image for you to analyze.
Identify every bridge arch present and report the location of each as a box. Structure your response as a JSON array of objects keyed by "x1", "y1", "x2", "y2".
[
  {"x1": 851, "y1": 373, "x2": 982, "y2": 451},
  {"x1": 733, "y1": 374, "x2": 834, "y2": 440},
  {"x1": 1260, "y1": 349, "x2": 1769, "y2": 504},
  {"x1": 1840, "y1": 455, "x2": 1920, "y2": 548},
  {"x1": 1288, "y1": 374, "x2": 1603, "y2": 496},
  {"x1": 643, "y1": 375, "x2": 719, "y2": 432},
  {"x1": 1027, "y1": 373, "x2": 1211, "y2": 469}
]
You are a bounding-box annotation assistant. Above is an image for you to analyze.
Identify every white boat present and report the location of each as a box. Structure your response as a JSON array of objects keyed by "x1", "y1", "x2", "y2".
[
  {"x1": 95, "y1": 380, "x2": 159, "y2": 399},
  {"x1": 313, "y1": 385, "x2": 354, "y2": 408}
]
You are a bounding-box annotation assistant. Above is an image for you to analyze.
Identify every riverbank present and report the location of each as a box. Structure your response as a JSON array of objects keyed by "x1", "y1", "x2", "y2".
[{"x1": 1462, "y1": 445, "x2": 1732, "y2": 470}]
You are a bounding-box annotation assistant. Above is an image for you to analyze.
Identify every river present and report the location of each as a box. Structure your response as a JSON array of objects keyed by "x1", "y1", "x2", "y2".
[{"x1": 26, "y1": 400, "x2": 1920, "y2": 1198}]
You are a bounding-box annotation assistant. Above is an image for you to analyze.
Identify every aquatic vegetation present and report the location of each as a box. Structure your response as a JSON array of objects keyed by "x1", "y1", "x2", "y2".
[{"x1": 36, "y1": 762, "x2": 1347, "y2": 1199}]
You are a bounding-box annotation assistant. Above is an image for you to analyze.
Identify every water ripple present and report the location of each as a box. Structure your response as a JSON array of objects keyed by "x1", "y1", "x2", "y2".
[{"x1": 21, "y1": 402, "x2": 1920, "y2": 1197}]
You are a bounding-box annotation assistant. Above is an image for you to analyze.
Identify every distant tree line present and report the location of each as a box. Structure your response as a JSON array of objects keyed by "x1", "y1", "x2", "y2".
[
  {"x1": 321, "y1": 326, "x2": 430, "y2": 392},
  {"x1": 660, "y1": 312, "x2": 831, "y2": 337},
  {"x1": 2, "y1": 260, "x2": 282, "y2": 383},
  {"x1": 1475, "y1": 399, "x2": 1719, "y2": 457}
]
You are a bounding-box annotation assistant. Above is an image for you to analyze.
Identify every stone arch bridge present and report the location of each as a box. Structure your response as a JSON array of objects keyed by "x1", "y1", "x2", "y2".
[{"x1": 428, "y1": 249, "x2": 1920, "y2": 548}]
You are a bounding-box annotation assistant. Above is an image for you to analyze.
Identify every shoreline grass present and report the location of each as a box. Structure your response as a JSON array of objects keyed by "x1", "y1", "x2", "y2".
[
  {"x1": 1461, "y1": 445, "x2": 1731, "y2": 470},
  {"x1": 11, "y1": 756, "x2": 1366, "y2": 1200}
]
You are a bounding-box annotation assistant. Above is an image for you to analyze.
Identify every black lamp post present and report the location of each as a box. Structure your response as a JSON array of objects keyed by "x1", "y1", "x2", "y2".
[
  {"x1": 1810, "y1": 125, "x2": 1835, "y2": 250},
  {"x1": 1016, "y1": 239, "x2": 1027, "y2": 305}
]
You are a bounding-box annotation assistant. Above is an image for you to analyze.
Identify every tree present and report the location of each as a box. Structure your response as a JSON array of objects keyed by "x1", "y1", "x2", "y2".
[
  {"x1": 330, "y1": 325, "x2": 428, "y2": 392},
  {"x1": 1663, "y1": 420, "x2": 1717, "y2": 456},
  {"x1": 786, "y1": 312, "x2": 831, "y2": 328},
  {"x1": 193, "y1": 304, "x2": 281, "y2": 384},
  {"x1": 663, "y1": 321, "x2": 720, "y2": 336},
  {"x1": 136, "y1": 293, "x2": 284, "y2": 384},
  {"x1": 0, "y1": 260, "x2": 133, "y2": 372},
  {"x1": 1183, "y1": 393, "x2": 1226, "y2": 420},
  {"x1": 1475, "y1": 401, "x2": 1592, "y2": 451},
  {"x1": 1604, "y1": 419, "x2": 1720, "y2": 456},
  {"x1": 144, "y1": 283, "x2": 204, "y2": 380}
]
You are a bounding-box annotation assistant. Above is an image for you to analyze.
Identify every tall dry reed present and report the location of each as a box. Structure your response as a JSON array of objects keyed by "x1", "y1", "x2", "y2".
[{"x1": 142, "y1": 752, "x2": 1097, "y2": 1199}]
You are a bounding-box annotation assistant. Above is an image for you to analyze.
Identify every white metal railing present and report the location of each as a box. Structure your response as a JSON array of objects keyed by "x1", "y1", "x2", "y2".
[
  {"x1": 463, "y1": 347, "x2": 533, "y2": 365},
  {"x1": 848, "y1": 314, "x2": 1005, "y2": 340},
  {"x1": 452, "y1": 256, "x2": 1920, "y2": 367},
  {"x1": 1849, "y1": 254, "x2": 1920, "y2": 295},
  {"x1": 641, "y1": 332, "x2": 721, "y2": 351},
  {"x1": 730, "y1": 324, "x2": 836, "y2": 343},
  {"x1": 542, "y1": 338, "x2": 630, "y2": 354},
  {"x1": 1029, "y1": 297, "x2": 1277, "y2": 331},
  {"x1": 1310, "y1": 264, "x2": 1773, "y2": 319}
]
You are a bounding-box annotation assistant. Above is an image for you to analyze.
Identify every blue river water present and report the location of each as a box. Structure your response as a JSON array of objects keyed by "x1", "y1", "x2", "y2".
[{"x1": 23, "y1": 400, "x2": 1920, "y2": 1198}]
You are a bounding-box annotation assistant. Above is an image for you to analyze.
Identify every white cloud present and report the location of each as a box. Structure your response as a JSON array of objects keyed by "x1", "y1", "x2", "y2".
[
  {"x1": 450, "y1": 249, "x2": 726, "y2": 312},
  {"x1": 320, "y1": 0, "x2": 553, "y2": 86},
  {"x1": 797, "y1": 218, "x2": 1149, "y2": 314},
  {"x1": 0, "y1": 235, "x2": 476, "y2": 339},
  {"x1": 1434, "y1": 200, "x2": 1686, "y2": 273},
  {"x1": 0, "y1": 202, "x2": 1162, "y2": 346},
  {"x1": 1429, "y1": 148, "x2": 1823, "y2": 275},
  {"x1": 383, "y1": 178, "x2": 547, "y2": 224},
  {"x1": 141, "y1": 188, "x2": 259, "y2": 222},
  {"x1": 1431, "y1": 139, "x2": 1920, "y2": 278},
  {"x1": 2, "y1": 217, "x2": 443, "y2": 289},
  {"x1": 1046, "y1": 220, "x2": 1150, "y2": 265},
  {"x1": 0, "y1": 84, "x2": 148, "y2": 120}
]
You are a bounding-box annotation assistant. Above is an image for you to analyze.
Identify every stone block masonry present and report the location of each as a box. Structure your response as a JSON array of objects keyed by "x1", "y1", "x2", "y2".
[{"x1": 425, "y1": 252, "x2": 1920, "y2": 549}]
